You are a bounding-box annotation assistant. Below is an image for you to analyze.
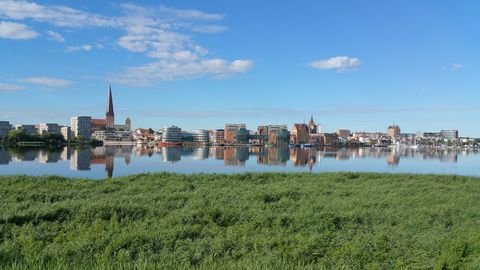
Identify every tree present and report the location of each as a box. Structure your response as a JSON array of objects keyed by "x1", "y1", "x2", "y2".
[{"x1": 7, "y1": 130, "x2": 28, "y2": 144}]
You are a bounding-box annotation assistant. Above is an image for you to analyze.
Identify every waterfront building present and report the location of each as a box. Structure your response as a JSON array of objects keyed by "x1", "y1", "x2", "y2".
[
  {"x1": 308, "y1": 115, "x2": 318, "y2": 134},
  {"x1": 60, "y1": 126, "x2": 72, "y2": 141},
  {"x1": 224, "y1": 124, "x2": 249, "y2": 144},
  {"x1": 71, "y1": 116, "x2": 92, "y2": 139},
  {"x1": 212, "y1": 129, "x2": 225, "y2": 145},
  {"x1": 192, "y1": 129, "x2": 210, "y2": 144},
  {"x1": 14, "y1": 124, "x2": 38, "y2": 135},
  {"x1": 290, "y1": 124, "x2": 310, "y2": 144},
  {"x1": 38, "y1": 123, "x2": 60, "y2": 135},
  {"x1": 91, "y1": 119, "x2": 107, "y2": 132},
  {"x1": 161, "y1": 126, "x2": 182, "y2": 144},
  {"x1": 336, "y1": 129, "x2": 351, "y2": 139},
  {"x1": 125, "y1": 117, "x2": 131, "y2": 131},
  {"x1": 387, "y1": 124, "x2": 401, "y2": 139},
  {"x1": 0, "y1": 121, "x2": 13, "y2": 137},
  {"x1": 440, "y1": 130, "x2": 459, "y2": 140},
  {"x1": 106, "y1": 85, "x2": 115, "y2": 129},
  {"x1": 267, "y1": 125, "x2": 290, "y2": 145}
]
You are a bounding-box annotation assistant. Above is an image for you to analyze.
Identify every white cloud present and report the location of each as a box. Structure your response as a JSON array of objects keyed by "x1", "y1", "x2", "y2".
[
  {"x1": 192, "y1": 25, "x2": 228, "y2": 33},
  {"x1": 0, "y1": 1, "x2": 253, "y2": 86},
  {"x1": 0, "y1": 0, "x2": 118, "y2": 28},
  {"x1": 0, "y1": 21, "x2": 39, "y2": 39},
  {"x1": 66, "y1": 44, "x2": 93, "y2": 52},
  {"x1": 111, "y1": 59, "x2": 254, "y2": 86},
  {"x1": 0, "y1": 82, "x2": 25, "y2": 91},
  {"x1": 19, "y1": 76, "x2": 71, "y2": 87},
  {"x1": 451, "y1": 63, "x2": 464, "y2": 70},
  {"x1": 309, "y1": 56, "x2": 361, "y2": 71},
  {"x1": 46, "y1": 30, "x2": 64, "y2": 42}
]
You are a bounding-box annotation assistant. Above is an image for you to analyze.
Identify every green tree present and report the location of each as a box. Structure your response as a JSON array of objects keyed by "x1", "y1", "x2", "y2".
[{"x1": 7, "y1": 130, "x2": 28, "y2": 144}]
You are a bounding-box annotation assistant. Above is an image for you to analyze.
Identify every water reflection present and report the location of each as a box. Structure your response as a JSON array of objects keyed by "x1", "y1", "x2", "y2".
[{"x1": 0, "y1": 146, "x2": 478, "y2": 178}]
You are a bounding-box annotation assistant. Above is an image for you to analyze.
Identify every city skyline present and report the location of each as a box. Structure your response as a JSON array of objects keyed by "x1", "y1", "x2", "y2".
[{"x1": 1, "y1": 1, "x2": 479, "y2": 136}]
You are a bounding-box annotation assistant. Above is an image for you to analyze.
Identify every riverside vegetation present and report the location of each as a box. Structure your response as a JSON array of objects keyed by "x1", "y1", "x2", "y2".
[{"x1": 0, "y1": 172, "x2": 479, "y2": 269}]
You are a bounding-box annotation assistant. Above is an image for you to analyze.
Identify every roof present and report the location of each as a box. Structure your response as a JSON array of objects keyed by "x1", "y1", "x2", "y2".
[{"x1": 91, "y1": 119, "x2": 107, "y2": 125}]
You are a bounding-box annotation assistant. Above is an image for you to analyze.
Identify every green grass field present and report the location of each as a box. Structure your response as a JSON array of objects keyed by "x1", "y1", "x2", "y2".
[{"x1": 1, "y1": 172, "x2": 480, "y2": 269}]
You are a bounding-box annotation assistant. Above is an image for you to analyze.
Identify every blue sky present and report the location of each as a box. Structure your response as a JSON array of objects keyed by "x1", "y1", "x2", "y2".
[{"x1": 0, "y1": 0, "x2": 479, "y2": 136}]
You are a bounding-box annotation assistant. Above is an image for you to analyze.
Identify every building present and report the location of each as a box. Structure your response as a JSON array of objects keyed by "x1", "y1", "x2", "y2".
[
  {"x1": 192, "y1": 129, "x2": 209, "y2": 144},
  {"x1": 60, "y1": 126, "x2": 71, "y2": 141},
  {"x1": 387, "y1": 124, "x2": 401, "y2": 139},
  {"x1": 106, "y1": 85, "x2": 115, "y2": 129},
  {"x1": 290, "y1": 124, "x2": 310, "y2": 144},
  {"x1": 224, "y1": 124, "x2": 249, "y2": 144},
  {"x1": 336, "y1": 129, "x2": 351, "y2": 139},
  {"x1": 212, "y1": 129, "x2": 225, "y2": 145},
  {"x1": 38, "y1": 123, "x2": 60, "y2": 135},
  {"x1": 440, "y1": 130, "x2": 459, "y2": 140},
  {"x1": 14, "y1": 124, "x2": 38, "y2": 135},
  {"x1": 308, "y1": 115, "x2": 318, "y2": 134},
  {"x1": 91, "y1": 119, "x2": 107, "y2": 132},
  {"x1": 267, "y1": 125, "x2": 290, "y2": 145},
  {"x1": 0, "y1": 121, "x2": 13, "y2": 137},
  {"x1": 125, "y1": 117, "x2": 131, "y2": 131},
  {"x1": 71, "y1": 116, "x2": 92, "y2": 139},
  {"x1": 161, "y1": 126, "x2": 182, "y2": 144}
]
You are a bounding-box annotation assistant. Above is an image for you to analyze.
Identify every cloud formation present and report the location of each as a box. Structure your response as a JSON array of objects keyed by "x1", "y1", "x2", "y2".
[
  {"x1": 0, "y1": 21, "x2": 39, "y2": 39},
  {"x1": 0, "y1": 1, "x2": 252, "y2": 86},
  {"x1": 19, "y1": 76, "x2": 71, "y2": 87},
  {"x1": 309, "y1": 56, "x2": 361, "y2": 71},
  {"x1": 46, "y1": 30, "x2": 64, "y2": 42},
  {"x1": 66, "y1": 44, "x2": 93, "y2": 52},
  {"x1": 0, "y1": 82, "x2": 25, "y2": 91}
]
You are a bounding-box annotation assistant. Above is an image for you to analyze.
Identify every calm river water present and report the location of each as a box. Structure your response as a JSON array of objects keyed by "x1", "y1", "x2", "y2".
[{"x1": 0, "y1": 146, "x2": 479, "y2": 179}]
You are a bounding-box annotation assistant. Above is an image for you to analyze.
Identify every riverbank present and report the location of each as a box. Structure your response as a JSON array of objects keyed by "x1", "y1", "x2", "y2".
[{"x1": 0, "y1": 172, "x2": 479, "y2": 269}]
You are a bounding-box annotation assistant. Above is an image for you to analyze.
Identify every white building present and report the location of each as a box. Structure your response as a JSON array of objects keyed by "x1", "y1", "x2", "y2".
[
  {"x1": 60, "y1": 126, "x2": 72, "y2": 141},
  {"x1": 71, "y1": 116, "x2": 92, "y2": 139},
  {"x1": 38, "y1": 123, "x2": 60, "y2": 135}
]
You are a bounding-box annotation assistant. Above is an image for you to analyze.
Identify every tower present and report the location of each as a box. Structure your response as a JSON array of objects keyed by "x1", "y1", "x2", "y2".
[
  {"x1": 308, "y1": 115, "x2": 317, "y2": 134},
  {"x1": 125, "y1": 117, "x2": 131, "y2": 131},
  {"x1": 106, "y1": 85, "x2": 115, "y2": 129}
]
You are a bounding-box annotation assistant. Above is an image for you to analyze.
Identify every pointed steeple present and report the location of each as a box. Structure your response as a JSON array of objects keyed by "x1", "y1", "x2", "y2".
[
  {"x1": 106, "y1": 84, "x2": 115, "y2": 129},
  {"x1": 309, "y1": 115, "x2": 315, "y2": 126},
  {"x1": 107, "y1": 84, "x2": 114, "y2": 116}
]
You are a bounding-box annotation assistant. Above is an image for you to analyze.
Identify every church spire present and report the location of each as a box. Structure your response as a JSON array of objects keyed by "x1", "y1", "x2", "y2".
[
  {"x1": 107, "y1": 84, "x2": 114, "y2": 116},
  {"x1": 106, "y1": 84, "x2": 115, "y2": 129}
]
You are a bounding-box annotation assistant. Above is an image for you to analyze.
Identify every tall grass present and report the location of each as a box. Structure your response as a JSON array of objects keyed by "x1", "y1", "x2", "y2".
[{"x1": 1, "y1": 172, "x2": 479, "y2": 269}]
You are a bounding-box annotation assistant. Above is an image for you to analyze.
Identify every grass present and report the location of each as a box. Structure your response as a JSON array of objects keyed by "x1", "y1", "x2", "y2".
[{"x1": 0, "y1": 172, "x2": 480, "y2": 269}]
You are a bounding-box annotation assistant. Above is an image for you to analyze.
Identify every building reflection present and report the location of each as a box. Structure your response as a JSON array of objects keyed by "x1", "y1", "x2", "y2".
[{"x1": 0, "y1": 145, "x2": 470, "y2": 178}]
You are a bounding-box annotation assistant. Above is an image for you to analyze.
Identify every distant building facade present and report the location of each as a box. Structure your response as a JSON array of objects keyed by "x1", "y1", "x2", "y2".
[
  {"x1": 387, "y1": 124, "x2": 401, "y2": 138},
  {"x1": 60, "y1": 126, "x2": 72, "y2": 141},
  {"x1": 440, "y1": 130, "x2": 458, "y2": 140},
  {"x1": 336, "y1": 129, "x2": 351, "y2": 139},
  {"x1": 267, "y1": 125, "x2": 290, "y2": 145},
  {"x1": 38, "y1": 123, "x2": 60, "y2": 135},
  {"x1": 212, "y1": 129, "x2": 225, "y2": 145},
  {"x1": 224, "y1": 124, "x2": 249, "y2": 144},
  {"x1": 0, "y1": 121, "x2": 12, "y2": 137},
  {"x1": 290, "y1": 124, "x2": 310, "y2": 144},
  {"x1": 71, "y1": 116, "x2": 92, "y2": 139},
  {"x1": 14, "y1": 124, "x2": 38, "y2": 135}
]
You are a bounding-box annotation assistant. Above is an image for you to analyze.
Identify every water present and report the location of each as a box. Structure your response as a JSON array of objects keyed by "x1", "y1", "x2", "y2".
[{"x1": 0, "y1": 146, "x2": 479, "y2": 179}]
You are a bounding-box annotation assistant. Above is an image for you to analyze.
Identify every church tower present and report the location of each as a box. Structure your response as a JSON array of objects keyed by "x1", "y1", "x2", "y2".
[
  {"x1": 106, "y1": 85, "x2": 115, "y2": 129},
  {"x1": 308, "y1": 115, "x2": 318, "y2": 134}
]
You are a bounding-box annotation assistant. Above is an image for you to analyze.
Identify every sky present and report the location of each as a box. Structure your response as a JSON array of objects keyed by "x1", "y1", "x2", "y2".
[{"x1": 0, "y1": 0, "x2": 479, "y2": 136}]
